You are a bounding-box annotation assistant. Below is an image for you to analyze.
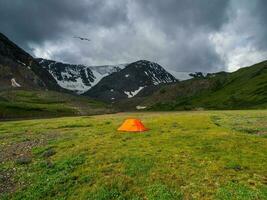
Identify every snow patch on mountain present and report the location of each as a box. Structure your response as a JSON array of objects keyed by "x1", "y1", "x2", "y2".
[
  {"x1": 52, "y1": 76, "x2": 91, "y2": 95},
  {"x1": 124, "y1": 86, "x2": 145, "y2": 98},
  {"x1": 17, "y1": 60, "x2": 26, "y2": 66},
  {"x1": 11, "y1": 78, "x2": 21, "y2": 87}
]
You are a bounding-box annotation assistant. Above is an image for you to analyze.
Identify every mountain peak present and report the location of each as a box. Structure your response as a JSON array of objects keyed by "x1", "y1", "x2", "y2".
[
  {"x1": 124, "y1": 59, "x2": 177, "y2": 85},
  {"x1": 84, "y1": 60, "x2": 177, "y2": 102},
  {"x1": 129, "y1": 60, "x2": 159, "y2": 68}
]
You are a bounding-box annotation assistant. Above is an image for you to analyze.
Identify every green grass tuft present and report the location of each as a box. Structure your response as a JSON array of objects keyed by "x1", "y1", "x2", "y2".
[
  {"x1": 146, "y1": 183, "x2": 183, "y2": 200},
  {"x1": 216, "y1": 182, "x2": 267, "y2": 200}
]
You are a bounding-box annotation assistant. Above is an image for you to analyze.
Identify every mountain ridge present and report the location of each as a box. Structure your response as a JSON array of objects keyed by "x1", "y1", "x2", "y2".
[{"x1": 115, "y1": 60, "x2": 267, "y2": 111}]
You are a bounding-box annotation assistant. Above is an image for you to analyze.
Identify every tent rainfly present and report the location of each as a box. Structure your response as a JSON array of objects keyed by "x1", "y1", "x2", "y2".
[{"x1": 117, "y1": 118, "x2": 149, "y2": 132}]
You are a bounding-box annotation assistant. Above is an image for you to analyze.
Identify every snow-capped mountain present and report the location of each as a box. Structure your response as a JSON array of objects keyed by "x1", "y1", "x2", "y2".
[
  {"x1": 84, "y1": 60, "x2": 177, "y2": 102},
  {"x1": 36, "y1": 58, "x2": 127, "y2": 94},
  {"x1": 36, "y1": 59, "x2": 177, "y2": 100}
]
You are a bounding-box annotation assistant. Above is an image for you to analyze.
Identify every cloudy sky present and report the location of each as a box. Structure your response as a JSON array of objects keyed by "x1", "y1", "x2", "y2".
[{"x1": 0, "y1": 0, "x2": 266, "y2": 72}]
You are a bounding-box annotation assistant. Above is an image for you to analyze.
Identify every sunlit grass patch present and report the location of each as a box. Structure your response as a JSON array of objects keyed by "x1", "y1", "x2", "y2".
[
  {"x1": 216, "y1": 182, "x2": 267, "y2": 200},
  {"x1": 123, "y1": 157, "x2": 154, "y2": 177},
  {"x1": 146, "y1": 183, "x2": 183, "y2": 200}
]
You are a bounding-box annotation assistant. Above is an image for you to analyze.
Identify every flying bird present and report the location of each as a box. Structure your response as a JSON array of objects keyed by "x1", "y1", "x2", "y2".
[{"x1": 73, "y1": 36, "x2": 91, "y2": 42}]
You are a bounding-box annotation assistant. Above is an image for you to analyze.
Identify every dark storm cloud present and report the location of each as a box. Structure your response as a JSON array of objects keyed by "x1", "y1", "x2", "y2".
[
  {"x1": 135, "y1": 0, "x2": 230, "y2": 31},
  {"x1": 0, "y1": 0, "x2": 127, "y2": 47},
  {"x1": 129, "y1": 0, "x2": 231, "y2": 71},
  {"x1": 228, "y1": 0, "x2": 267, "y2": 52},
  {"x1": 252, "y1": 0, "x2": 267, "y2": 50},
  {"x1": 0, "y1": 0, "x2": 266, "y2": 72}
]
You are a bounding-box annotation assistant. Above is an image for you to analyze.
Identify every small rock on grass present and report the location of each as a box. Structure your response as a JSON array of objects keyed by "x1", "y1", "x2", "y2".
[
  {"x1": 16, "y1": 156, "x2": 32, "y2": 165},
  {"x1": 42, "y1": 148, "x2": 56, "y2": 158}
]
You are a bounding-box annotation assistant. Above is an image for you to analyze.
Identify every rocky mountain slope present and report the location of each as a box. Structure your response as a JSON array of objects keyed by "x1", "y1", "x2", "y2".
[
  {"x1": 0, "y1": 33, "x2": 63, "y2": 92},
  {"x1": 84, "y1": 60, "x2": 177, "y2": 102}
]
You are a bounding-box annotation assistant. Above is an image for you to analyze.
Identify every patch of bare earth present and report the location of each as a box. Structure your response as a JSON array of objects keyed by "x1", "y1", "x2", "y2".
[
  {"x1": 0, "y1": 131, "x2": 62, "y2": 196},
  {"x1": 0, "y1": 139, "x2": 45, "y2": 196},
  {"x1": 0, "y1": 168, "x2": 16, "y2": 195},
  {"x1": 0, "y1": 139, "x2": 44, "y2": 163}
]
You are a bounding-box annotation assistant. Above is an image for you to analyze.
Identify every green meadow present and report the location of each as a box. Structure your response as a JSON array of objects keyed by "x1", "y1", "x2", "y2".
[
  {"x1": 0, "y1": 110, "x2": 266, "y2": 200},
  {"x1": 0, "y1": 90, "x2": 113, "y2": 119}
]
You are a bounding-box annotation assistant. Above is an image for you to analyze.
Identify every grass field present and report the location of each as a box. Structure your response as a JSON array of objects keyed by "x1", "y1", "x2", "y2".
[{"x1": 0, "y1": 110, "x2": 266, "y2": 200}]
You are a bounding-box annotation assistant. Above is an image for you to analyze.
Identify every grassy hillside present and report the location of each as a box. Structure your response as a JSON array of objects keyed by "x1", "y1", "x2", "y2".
[
  {"x1": 118, "y1": 60, "x2": 267, "y2": 111},
  {"x1": 0, "y1": 110, "x2": 266, "y2": 199},
  {"x1": 0, "y1": 89, "x2": 114, "y2": 119}
]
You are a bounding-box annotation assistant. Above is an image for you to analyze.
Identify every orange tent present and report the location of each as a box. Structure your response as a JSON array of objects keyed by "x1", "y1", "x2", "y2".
[{"x1": 117, "y1": 118, "x2": 149, "y2": 132}]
